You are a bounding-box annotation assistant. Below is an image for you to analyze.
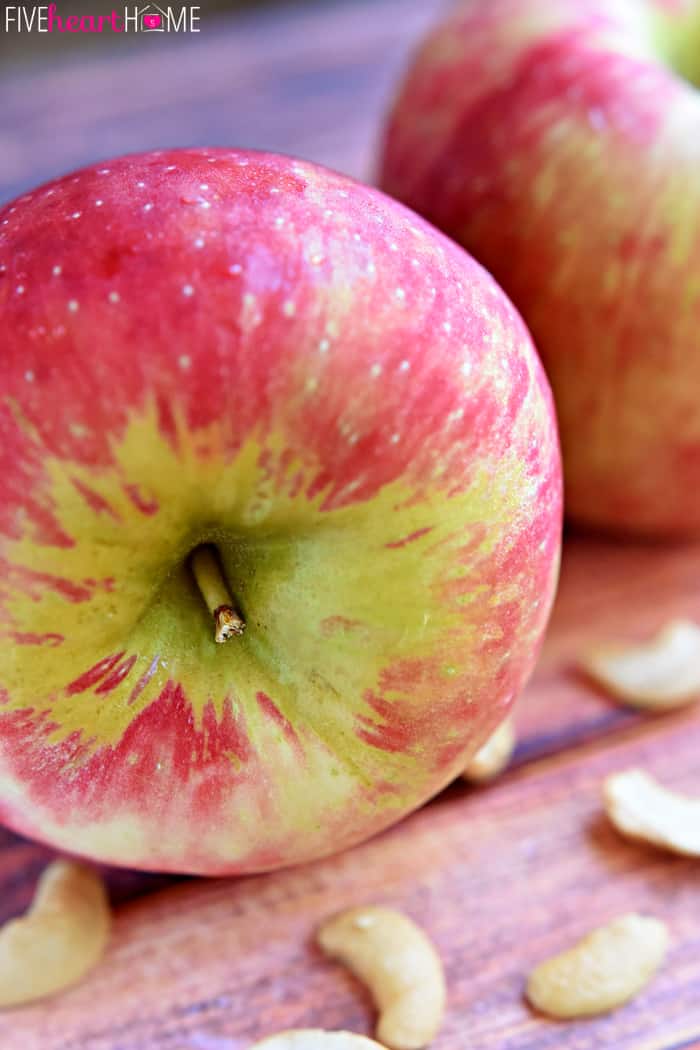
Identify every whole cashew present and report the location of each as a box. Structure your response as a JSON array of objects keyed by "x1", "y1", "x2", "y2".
[
  {"x1": 580, "y1": 619, "x2": 700, "y2": 710},
  {"x1": 317, "y1": 906, "x2": 446, "y2": 1050},
  {"x1": 604, "y1": 768, "x2": 700, "y2": 856},
  {"x1": 250, "y1": 1031, "x2": 385, "y2": 1049},
  {"x1": 463, "y1": 716, "x2": 515, "y2": 783},
  {"x1": 0, "y1": 859, "x2": 111, "y2": 1008},
  {"x1": 526, "y1": 913, "x2": 669, "y2": 1019}
]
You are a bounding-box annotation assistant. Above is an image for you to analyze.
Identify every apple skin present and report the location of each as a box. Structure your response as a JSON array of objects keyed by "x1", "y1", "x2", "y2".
[
  {"x1": 380, "y1": 0, "x2": 700, "y2": 536},
  {"x1": 0, "y1": 149, "x2": 562, "y2": 875}
]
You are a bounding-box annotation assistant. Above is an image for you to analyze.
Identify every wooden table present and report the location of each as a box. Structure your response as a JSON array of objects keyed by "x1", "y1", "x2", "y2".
[{"x1": 2, "y1": 2, "x2": 700, "y2": 1047}]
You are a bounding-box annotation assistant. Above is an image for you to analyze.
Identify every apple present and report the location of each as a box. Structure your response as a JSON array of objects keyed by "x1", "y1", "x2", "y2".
[
  {"x1": 0, "y1": 148, "x2": 562, "y2": 875},
  {"x1": 380, "y1": 0, "x2": 700, "y2": 536}
]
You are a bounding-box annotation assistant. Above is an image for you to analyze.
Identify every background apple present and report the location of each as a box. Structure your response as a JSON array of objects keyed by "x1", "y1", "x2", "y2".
[
  {"x1": 380, "y1": 0, "x2": 700, "y2": 536},
  {"x1": 0, "y1": 149, "x2": 562, "y2": 875}
]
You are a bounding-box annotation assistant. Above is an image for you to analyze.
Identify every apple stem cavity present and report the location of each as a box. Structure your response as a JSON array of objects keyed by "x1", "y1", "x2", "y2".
[{"x1": 189, "y1": 545, "x2": 246, "y2": 644}]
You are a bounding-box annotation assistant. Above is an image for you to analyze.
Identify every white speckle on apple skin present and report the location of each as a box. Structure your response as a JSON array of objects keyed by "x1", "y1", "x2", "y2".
[
  {"x1": 390, "y1": 433, "x2": 401, "y2": 444},
  {"x1": 228, "y1": 264, "x2": 242, "y2": 276},
  {"x1": 70, "y1": 211, "x2": 82, "y2": 220},
  {"x1": 67, "y1": 299, "x2": 79, "y2": 313},
  {"x1": 370, "y1": 363, "x2": 382, "y2": 377},
  {"x1": 318, "y1": 339, "x2": 330, "y2": 354},
  {"x1": 179, "y1": 355, "x2": 192, "y2": 371},
  {"x1": 24, "y1": 370, "x2": 34, "y2": 382},
  {"x1": 443, "y1": 321, "x2": 452, "y2": 333},
  {"x1": 194, "y1": 238, "x2": 205, "y2": 249},
  {"x1": 395, "y1": 287, "x2": 406, "y2": 301},
  {"x1": 274, "y1": 217, "x2": 285, "y2": 228},
  {"x1": 143, "y1": 203, "x2": 154, "y2": 213},
  {"x1": 108, "y1": 291, "x2": 120, "y2": 304},
  {"x1": 136, "y1": 181, "x2": 146, "y2": 189},
  {"x1": 399, "y1": 360, "x2": 411, "y2": 372},
  {"x1": 95, "y1": 200, "x2": 104, "y2": 207},
  {"x1": 182, "y1": 284, "x2": 195, "y2": 298},
  {"x1": 15, "y1": 285, "x2": 25, "y2": 295},
  {"x1": 282, "y1": 301, "x2": 296, "y2": 318}
]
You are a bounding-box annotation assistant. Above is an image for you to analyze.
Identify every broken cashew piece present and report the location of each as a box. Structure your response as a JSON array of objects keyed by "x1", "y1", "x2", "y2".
[
  {"x1": 526, "y1": 913, "x2": 669, "y2": 1019},
  {"x1": 0, "y1": 860, "x2": 111, "y2": 1008},
  {"x1": 317, "y1": 907, "x2": 446, "y2": 1050},
  {"x1": 579, "y1": 619, "x2": 700, "y2": 710},
  {"x1": 463, "y1": 716, "x2": 515, "y2": 783},
  {"x1": 604, "y1": 768, "x2": 700, "y2": 856},
  {"x1": 250, "y1": 1031, "x2": 385, "y2": 1049}
]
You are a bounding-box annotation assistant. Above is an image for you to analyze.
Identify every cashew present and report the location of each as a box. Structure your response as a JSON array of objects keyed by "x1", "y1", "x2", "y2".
[
  {"x1": 0, "y1": 860, "x2": 111, "y2": 1008},
  {"x1": 526, "y1": 913, "x2": 669, "y2": 1019},
  {"x1": 250, "y1": 1031, "x2": 385, "y2": 1049},
  {"x1": 579, "y1": 619, "x2": 700, "y2": 710},
  {"x1": 317, "y1": 907, "x2": 445, "y2": 1050},
  {"x1": 604, "y1": 768, "x2": 700, "y2": 856},
  {"x1": 463, "y1": 716, "x2": 515, "y2": 783}
]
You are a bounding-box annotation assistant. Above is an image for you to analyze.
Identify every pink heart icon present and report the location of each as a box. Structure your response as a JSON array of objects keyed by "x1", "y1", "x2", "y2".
[{"x1": 143, "y1": 14, "x2": 161, "y2": 28}]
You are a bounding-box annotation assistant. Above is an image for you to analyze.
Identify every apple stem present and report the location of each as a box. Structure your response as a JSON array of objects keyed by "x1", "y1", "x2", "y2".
[{"x1": 189, "y1": 545, "x2": 246, "y2": 644}]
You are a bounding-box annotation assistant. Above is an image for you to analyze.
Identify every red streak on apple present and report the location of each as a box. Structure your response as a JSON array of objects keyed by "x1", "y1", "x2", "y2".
[
  {"x1": 0, "y1": 558, "x2": 99, "y2": 603},
  {"x1": 256, "y1": 692, "x2": 304, "y2": 759},
  {"x1": 72, "y1": 477, "x2": 122, "y2": 520},
  {"x1": 66, "y1": 652, "x2": 126, "y2": 696},
  {"x1": 385, "y1": 527, "x2": 434, "y2": 549},
  {"x1": 3, "y1": 632, "x2": 64, "y2": 648},
  {"x1": 123, "y1": 483, "x2": 159, "y2": 516}
]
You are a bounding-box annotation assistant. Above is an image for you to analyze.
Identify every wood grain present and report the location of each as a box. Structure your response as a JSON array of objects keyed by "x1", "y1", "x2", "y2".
[{"x1": 2, "y1": 0, "x2": 700, "y2": 1046}]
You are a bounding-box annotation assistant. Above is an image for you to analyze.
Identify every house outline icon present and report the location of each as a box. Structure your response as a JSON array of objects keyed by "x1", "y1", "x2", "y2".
[{"x1": 139, "y1": 3, "x2": 168, "y2": 31}]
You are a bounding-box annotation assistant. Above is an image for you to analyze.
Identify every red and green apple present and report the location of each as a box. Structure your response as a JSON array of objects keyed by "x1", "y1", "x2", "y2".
[
  {"x1": 0, "y1": 149, "x2": 562, "y2": 874},
  {"x1": 381, "y1": 0, "x2": 700, "y2": 536}
]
